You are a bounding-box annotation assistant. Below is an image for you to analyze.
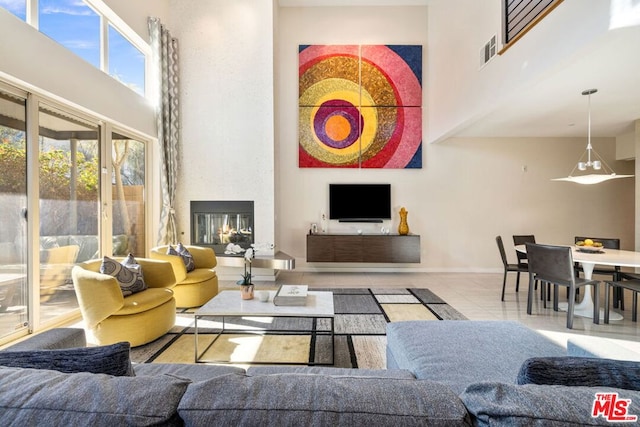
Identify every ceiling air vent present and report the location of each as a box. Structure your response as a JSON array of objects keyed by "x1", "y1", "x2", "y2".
[{"x1": 480, "y1": 34, "x2": 497, "y2": 68}]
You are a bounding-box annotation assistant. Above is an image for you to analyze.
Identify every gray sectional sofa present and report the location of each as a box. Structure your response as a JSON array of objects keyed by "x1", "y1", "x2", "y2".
[{"x1": 1, "y1": 321, "x2": 639, "y2": 426}]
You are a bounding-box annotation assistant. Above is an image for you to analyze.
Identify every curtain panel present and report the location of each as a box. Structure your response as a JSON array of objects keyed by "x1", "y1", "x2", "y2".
[{"x1": 149, "y1": 17, "x2": 180, "y2": 245}]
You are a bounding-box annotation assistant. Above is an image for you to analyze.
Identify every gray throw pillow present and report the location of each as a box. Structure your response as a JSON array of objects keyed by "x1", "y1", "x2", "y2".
[
  {"x1": 461, "y1": 382, "x2": 640, "y2": 426},
  {"x1": 100, "y1": 255, "x2": 147, "y2": 296},
  {"x1": 0, "y1": 367, "x2": 189, "y2": 425},
  {"x1": 0, "y1": 342, "x2": 134, "y2": 376},
  {"x1": 517, "y1": 356, "x2": 640, "y2": 391},
  {"x1": 168, "y1": 243, "x2": 195, "y2": 272}
]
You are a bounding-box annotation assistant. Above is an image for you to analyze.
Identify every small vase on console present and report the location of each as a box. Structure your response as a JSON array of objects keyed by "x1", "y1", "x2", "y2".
[{"x1": 398, "y1": 207, "x2": 409, "y2": 236}]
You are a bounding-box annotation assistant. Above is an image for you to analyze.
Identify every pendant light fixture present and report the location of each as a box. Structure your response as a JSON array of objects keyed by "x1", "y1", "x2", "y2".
[{"x1": 552, "y1": 88, "x2": 633, "y2": 184}]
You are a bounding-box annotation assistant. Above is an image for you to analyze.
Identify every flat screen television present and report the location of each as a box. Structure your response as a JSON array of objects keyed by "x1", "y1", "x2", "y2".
[{"x1": 329, "y1": 184, "x2": 391, "y2": 223}]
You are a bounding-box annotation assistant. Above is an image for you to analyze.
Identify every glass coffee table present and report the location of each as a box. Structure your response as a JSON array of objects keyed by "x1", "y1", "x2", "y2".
[{"x1": 194, "y1": 290, "x2": 334, "y2": 364}]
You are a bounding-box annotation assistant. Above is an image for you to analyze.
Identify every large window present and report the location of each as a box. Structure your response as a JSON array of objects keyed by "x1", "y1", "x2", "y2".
[
  {"x1": 0, "y1": 0, "x2": 148, "y2": 97},
  {"x1": 39, "y1": 0, "x2": 100, "y2": 68},
  {"x1": 109, "y1": 25, "x2": 146, "y2": 96}
]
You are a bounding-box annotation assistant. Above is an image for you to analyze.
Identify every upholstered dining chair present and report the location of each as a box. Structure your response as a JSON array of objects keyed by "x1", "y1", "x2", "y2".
[
  {"x1": 513, "y1": 235, "x2": 548, "y2": 301},
  {"x1": 526, "y1": 243, "x2": 600, "y2": 329},
  {"x1": 496, "y1": 236, "x2": 528, "y2": 301},
  {"x1": 604, "y1": 279, "x2": 640, "y2": 323},
  {"x1": 616, "y1": 271, "x2": 640, "y2": 311},
  {"x1": 512, "y1": 235, "x2": 535, "y2": 270},
  {"x1": 574, "y1": 236, "x2": 623, "y2": 308}
]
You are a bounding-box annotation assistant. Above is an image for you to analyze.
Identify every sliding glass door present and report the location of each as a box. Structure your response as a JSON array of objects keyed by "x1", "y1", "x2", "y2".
[
  {"x1": 38, "y1": 103, "x2": 100, "y2": 324},
  {"x1": 0, "y1": 82, "x2": 150, "y2": 340},
  {"x1": 0, "y1": 88, "x2": 29, "y2": 340},
  {"x1": 112, "y1": 133, "x2": 146, "y2": 257}
]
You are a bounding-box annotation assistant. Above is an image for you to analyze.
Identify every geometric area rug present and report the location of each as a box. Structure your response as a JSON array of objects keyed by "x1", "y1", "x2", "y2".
[{"x1": 130, "y1": 287, "x2": 466, "y2": 370}]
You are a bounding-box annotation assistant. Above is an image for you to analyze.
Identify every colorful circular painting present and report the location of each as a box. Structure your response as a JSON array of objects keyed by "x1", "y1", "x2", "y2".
[{"x1": 299, "y1": 45, "x2": 422, "y2": 169}]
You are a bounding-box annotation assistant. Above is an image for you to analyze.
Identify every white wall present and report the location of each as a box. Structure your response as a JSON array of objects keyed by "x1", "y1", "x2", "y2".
[
  {"x1": 427, "y1": 0, "x2": 626, "y2": 143},
  {"x1": 617, "y1": 129, "x2": 635, "y2": 160},
  {"x1": 168, "y1": 0, "x2": 277, "y2": 262},
  {"x1": 276, "y1": 5, "x2": 635, "y2": 272}
]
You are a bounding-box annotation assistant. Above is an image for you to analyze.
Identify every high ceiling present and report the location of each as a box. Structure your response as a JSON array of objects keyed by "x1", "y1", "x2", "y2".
[
  {"x1": 455, "y1": 24, "x2": 640, "y2": 139},
  {"x1": 279, "y1": 0, "x2": 640, "y2": 140}
]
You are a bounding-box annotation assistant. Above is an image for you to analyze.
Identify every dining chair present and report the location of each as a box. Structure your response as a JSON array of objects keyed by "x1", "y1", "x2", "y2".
[
  {"x1": 604, "y1": 279, "x2": 640, "y2": 323},
  {"x1": 574, "y1": 236, "x2": 623, "y2": 309},
  {"x1": 614, "y1": 271, "x2": 640, "y2": 311},
  {"x1": 526, "y1": 242, "x2": 600, "y2": 329},
  {"x1": 513, "y1": 234, "x2": 548, "y2": 301},
  {"x1": 512, "y1": 235, "x2": 535, "y2": 269},
  {"x1": 496, "y1": 236, "x2": 528, "y2": 301}
]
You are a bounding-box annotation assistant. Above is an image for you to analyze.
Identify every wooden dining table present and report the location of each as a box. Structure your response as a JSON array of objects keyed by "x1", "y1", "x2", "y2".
[{"x1": 515, "y1": 244, "x2": 640, "y2": 321}]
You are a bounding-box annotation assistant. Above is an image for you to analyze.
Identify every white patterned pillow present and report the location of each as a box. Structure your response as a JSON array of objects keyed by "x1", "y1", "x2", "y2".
[
  {"x1": 100, "y1": 255, "x2": 147, "y2": 296},
  {"x1": 168, "y1": 243, "x2": 195, "y2": 272}
]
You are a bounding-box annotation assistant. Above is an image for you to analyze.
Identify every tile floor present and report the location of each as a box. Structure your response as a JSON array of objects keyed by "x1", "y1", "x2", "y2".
[{"x1": 247, "y1": 270, "x2": 640, "y2": 352}]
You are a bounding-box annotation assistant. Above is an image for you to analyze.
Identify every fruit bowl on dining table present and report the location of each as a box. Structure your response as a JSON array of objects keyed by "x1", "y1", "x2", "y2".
[{"x1": 575, "y1": 239, "x2": 604, "y2": 253}]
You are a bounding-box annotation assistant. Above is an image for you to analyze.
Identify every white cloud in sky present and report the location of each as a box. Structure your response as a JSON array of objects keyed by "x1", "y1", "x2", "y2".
[
  {"x1": 63, "y1": 39, "x2": 97, "y2": 49},
  {"x1": 41, "y1": 5, "x2": 93, "y2": 16},
  {"x1": 0, "y1": 0, "x2": 24, "y2": 13}
]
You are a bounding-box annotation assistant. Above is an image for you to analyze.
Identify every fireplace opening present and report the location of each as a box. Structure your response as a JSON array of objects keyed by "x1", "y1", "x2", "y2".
[{"x1": 191, "y1": 201, "x2": 254, "y2": 256}]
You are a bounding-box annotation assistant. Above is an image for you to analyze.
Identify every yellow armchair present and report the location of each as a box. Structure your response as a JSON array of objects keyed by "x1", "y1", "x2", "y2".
[
  {"x1": 150, "y1": 245, "x2": 218, "y2": 308},
  {"x1": 71, "y1": 258, "x2": 176, "y2": 347}
]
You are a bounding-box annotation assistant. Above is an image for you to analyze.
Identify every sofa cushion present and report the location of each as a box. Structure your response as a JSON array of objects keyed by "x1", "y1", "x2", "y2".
[
  {"x1": 0, "y1": 366, "x2": 189, "y2": 425},
  {"x1": 134, "y1": 363, "x2": 245, "y2": 381},
  {"x1": 122, "y1": 253, "x2": 146, "y2": 284},
  {"x1": 100, "y1": 255, "x2": 147, "y2": 296},
  {"x1": 0, "y1": 342, "x2": 134, "y2": 376},
  {"x1": 169, "y1": 244, "x2": 195, "y2": 272},
  {"x1": 517, "y1": 357, "x2": 640, "y2": 391},
  {"x1": 180, "y1": 267, "x2": 216, "y2": 285},
  {"x1": 460, "y1": 382, "x2": 640, "y2": 426},
  {"x1": 178, "y1": 373, "x2": 470, "y2": 426},
  {"x1": 115, "y1": 288, "x2": 175, "y2": 315},
  {"x1": 386, "y1": 320, "x2": 566, "y2": 394},
  {"x1": 4, "y1": 328, "x2": 86, "y2": 351},
  {"x1": 246, "y1": 366, "x2": 415, "y2": 379}
]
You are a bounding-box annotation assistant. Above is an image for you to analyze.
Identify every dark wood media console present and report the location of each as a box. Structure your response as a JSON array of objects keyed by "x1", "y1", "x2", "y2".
[{"x1": 306, "y1": 234, "x2": 420, "y2": 263}]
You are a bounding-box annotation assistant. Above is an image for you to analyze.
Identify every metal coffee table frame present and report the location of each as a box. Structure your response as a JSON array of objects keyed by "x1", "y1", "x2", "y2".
[{"x1": 194, "y1": 290, "x2": 334, "y2": 365}]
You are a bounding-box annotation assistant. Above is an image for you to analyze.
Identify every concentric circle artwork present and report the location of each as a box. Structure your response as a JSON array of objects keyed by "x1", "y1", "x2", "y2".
[{"x1": 299, "y1": 45, "x2": 422, "y2": 169}]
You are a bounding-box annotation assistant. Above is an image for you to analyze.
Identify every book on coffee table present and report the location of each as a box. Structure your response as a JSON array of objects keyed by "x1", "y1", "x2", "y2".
[{"x1": 273, "y1": 285, "x2": 308, "y2": 306}]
